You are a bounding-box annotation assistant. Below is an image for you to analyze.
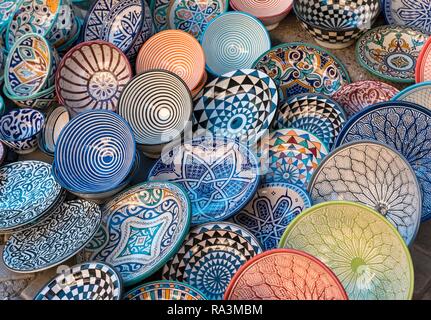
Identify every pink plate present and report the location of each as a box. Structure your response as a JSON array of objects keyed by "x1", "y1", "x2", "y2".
[{"x1": 416, "y1": 37, "x2": 431, "y2": 83}]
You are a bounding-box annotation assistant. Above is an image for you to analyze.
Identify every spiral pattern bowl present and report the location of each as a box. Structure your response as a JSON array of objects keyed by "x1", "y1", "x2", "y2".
[
  {"x1": 54, "y1": 110, "x2": 136, "y2": 194},
  {"x1": 201, "y1": 12, "x2": 271, "y2": 77},
  {"x1": 56, "y1": 41, "x2": 133, "y2": 116},
  {"x1": 136, "y1": 30, "x2": 205, "y2": 91}
]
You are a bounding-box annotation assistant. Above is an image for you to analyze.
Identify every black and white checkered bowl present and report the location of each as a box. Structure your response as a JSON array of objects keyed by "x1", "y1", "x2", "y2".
[{"x1": 294, "y1": 0, "x2": 380, "y2": 49}]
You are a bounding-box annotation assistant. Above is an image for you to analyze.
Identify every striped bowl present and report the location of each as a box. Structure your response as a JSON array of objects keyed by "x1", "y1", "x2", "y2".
[
  {"x1": 136, "y1": 30, "x2": 205, "y2": 91},
  {"x1": 56, "y1": 41, "x2": 133, "y2": 116},
  {"x1": 38, "y1": 105, "x2": 70, "y2": 156},
  {"x1": 201, "y1": 12, "x2": 271, "y2": 76},
  {"x1": 118, "y1": 70, "x2": 192, "y2": 152},
  {"x1": 54, "y1": 110, "x2": 136, "y2": 193}
]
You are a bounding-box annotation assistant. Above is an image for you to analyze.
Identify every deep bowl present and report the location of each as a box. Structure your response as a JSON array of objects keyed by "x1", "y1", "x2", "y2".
[
  {"x1": 0, "y1": 108, "x2": 44, "y2": 154},
  {"x1": 3, "y1": 84, "x2": 56, "y2": 110}
]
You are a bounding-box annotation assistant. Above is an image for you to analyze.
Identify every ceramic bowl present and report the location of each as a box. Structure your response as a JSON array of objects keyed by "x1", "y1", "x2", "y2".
[
  {"x1": 34, "y1": 262, "x2": 122, "y2": 300},
  {"x1": 273, "y1": 93, "x2": 347, "y2": 149},
  {"x1": 279, "y1": 201, "x2": 414, "y2": 300},
  {"x1": 253, "y1": 42, "x2": 350, "y2": 101},
  {"x1": 202, "y1": 12, "x2": 271, "y2": 77},
  {"x1": 46, "y1": 2, "x2": 76, "y2": 48},
  {"x1": 225, "y1": 249, "x2": 348, "y2": 300},
  {"x1": 162, "y1": 222, "x2": 262, "y2": 300},
  {"x1": 332, "y1": 80, "x2": 399, "y2": 118},
  {"x1": 136, "y1": 30, "x2": 205, "y2": 91},
  {"x1": 4, "y1": 33, "x2": 58, "y2": 97},
  {"x1": 0, "y1": 95, "x2": 5, "y2": 116},
  {"x1": 0, "y1": 0, "x2": 22, "y2": 31},
  {"x1": 0, "y1": 141, "x2": 5, "y2": 166},
  {"x1": 38, "y1": 105, "x2": 70, "y2": 156},
  {"x1": 0, "y1": 108, "x2": 44, "y2": 154},
  {"x1": 383, "y1": 0, "x2": 431, "y2": 33},
  {"x1": 125, "y1": 281, "x2": 207, "y2": 300},
  {"x1": 356, "y1": 25, "x2": 429, "y2": 83},
  {"x1": 309, "y1": 140, "x2": 421, "y2": 245},
  {"x1": 3, "y1": 200, "x2": 101, "y2": 273},
  {"x1": 118, "y1": 70, "x2": 192, "y2": 155},
  {"x1": 57, "y1": 16, "x2": 83, "y2": 54},
  {"x1": 335, "y1": 101, "x2": 431, "y2": 222},
  {"x1": 152, "y1": 0, "x2": 170, "y2": 32},
  {"x1": 85, "y1": 181, "x2": 191, "y2": 286},
  {"x1": 415, "y1": 36, "x2": 431, "y2": 82},
  {"x1": 3, "y1": 84, "x2": 56, "y2": 110},
  {"x1": 393, "y1": 81, "x2": 431, "y2": 109},
  {"x1": 191, "y1": 71, "x2": 207, "y2": 97},
  {"x1": 0, "y1": 160, "x2": 63, "y2": 233},
  {"x1": 294, "y1": 0, "x2": 380, "y2": 49},
  {"x1": 83, "y1": 0, "x2": 154, "y2": 61},
  {"x1": 230, "y1": 0, "x2": 293, "y2": 31},
  {"x1": 167, "y1": 0, "x2": 228, "y2": 41},
  {"x1": 193, "y1": 69, "x2": 278, "y2": 145},
  {"x1": 56, "y1": 41, "x2": 133, "y2": 116},
  {"x1": 148, "y1": 135, "x2": 260, "y2": 225},
  {"x1": 0, "y1": 44, "x2": 4, "y2": 85},
  {"x1": 54, "y1": 110, "x2": 136, "y2": 194}
]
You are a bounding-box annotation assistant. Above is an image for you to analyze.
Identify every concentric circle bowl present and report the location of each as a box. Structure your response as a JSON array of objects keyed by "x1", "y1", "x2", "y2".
[
  {"x1": 279, "y1": 201, "x2": 414, "y2": 300},
  {"x1": 54, "y1": 110, "x2": 136, "y2": 194},
  {"x1": 294, "y1": 0, "x2": 381, "y2": 49},
  {"x1": 230, "y1": 0, "x2": 293, "y2": 30},
  {"x1": 136, "y1": 30, "x2": 205, "y2": 91},
  {"x1": 38, "y1": 105, "x2": 70, "y2": 156},
  {"x1": 56, "y1": 40, "x2": 133, "y2": 116},
  {"x1": 201, "y1": 12, "x2": 271, "y2": 77},
  {"x1": 0, "y1": 108, "x2": 44, "y2": 154},
  {"x1": 118, "y1": 70, "x2": 192, "y2": 149}
]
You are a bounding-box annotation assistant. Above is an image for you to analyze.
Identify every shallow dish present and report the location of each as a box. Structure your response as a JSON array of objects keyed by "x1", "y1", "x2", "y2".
[
  {"x1": 279, "y1": 201, "x2": 414, "y2": 300},
  {"x1": 0, "y1": 161, "x2": 63, "y2": 233},
  {"x1": 309, "y1": 141, "x2": 421, "y2": 245},
  {"x1": 3, "y1": 200, "x2": 101, "y2": 273},
  {"x1": 162, "y1": 222, "x2": 263, "y2": 300},
  {"x1": 393, "y1": 81, "x2": 431, "y2": 109},
  {"x1": 225, "y1": 249, "x2": 348, "y2": 300},
  {"x1": 193, "y1": 69, "x2": 278, "y2": 145},
  {"x1": 383, "y1": 0, "x2": 431, "y2": 33},
  {"x1": 415, "y1": 36, "x2": 431, "y2": 82},
  {"x1": 273, "y1": 93, "x2": 347, "y2": 149},
  {"x1": 332, "y1": 80, "x2": 399, "y2": 117},
  {"x1": 3, "y1": 85, "x2": 56, "y2": 110},
  {"x1": 0, "y1": 108, "x2": 44, "y2": 154},
  {"x1": 125, "y1": 281, "x2": 207, "y2": 300},
  {"x1": 253, "y1": 42, "x2": 350, "y2": 101},
  {"x1": 336, "y1": 101, "x2": 431, "y2": 221},
  {"x1": 34, "y1": 262, "x2": 122, "y2": 300},
  {"x1": 202, "y1": 12, "x2": 271, "y2": 77},
  {"x1": 356, "y1": 25, "x2": 429, "y2": 83},
  {"x1": 56, "y1": 41, "x2": 133, "y2": 116},
  {"x1": 86, "y1": 181, "x2": 191, "y2": 286},
  {"x1": 148, "y1": 135, "x2": 260, "y2": 225},
  {"x1": 38, "y1": 105, "x2": 70, "y2": 156},
  {"x1": 136, "y1": 30, "x2": 205, "y2": 91},
  {"x1": 232, "y1": 183, "x2": 311, "y2": 250},
  {"x1": 54, "y1": 110, "x2": 136, "y2": 194}
]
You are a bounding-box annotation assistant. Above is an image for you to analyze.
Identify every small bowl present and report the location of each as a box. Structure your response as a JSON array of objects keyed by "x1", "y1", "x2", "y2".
[
  {"x1": 136, "y1": 30, "x2": 205, "y2": 91},
  {"x1": 202, "y1": 12, "x2": 271, "y2": 76},
  {"x1": 230, "y1": 0, "x2": 293, "y2": 31},
  {"x1": 0, "y1": 108, "x2": 44, "y2": 154},
  {"x1": 383, "y1": 0, "x2": 431, "y2": 33},
  {"x1": 294, "y1": 0, "x2": 381, "y2": 49},
  {"x1": 356, "y1": 25, "x2": 429, "y2": 83},
  {"x1": 167, "y1": 0, "x2": 228, "y2": 41},
  {"x1": 38, "y1": 105, "x2": 70, "y2": 156},
  {"x1": 56, "y1": 40, "x2": 133, "y2": 116},
  {"x1": 3, "y1": 85, "x2": 56, "y2": 110}
]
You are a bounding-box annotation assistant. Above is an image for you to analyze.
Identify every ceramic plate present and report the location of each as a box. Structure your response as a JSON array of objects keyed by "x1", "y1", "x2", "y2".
[
  {"x1": 393, "y1": 81, "x2": 431, "y2": 109},
  {"x1": 415, "y1": 37, "x2": 431, "y2": 82},
  {"x1": 336, "y1": 101, "x2": 431, "y2": 221},
  {"x1": 309, "y1": 141, "x2": 421, "y2": 245},
  {"x1": 279, "y1": 201, "x2": 414, "y2": 300},
  {"x1": 383, "y1": 0, "x2": 431, "y2": 33},
  {"x1": 0, "y1": 161, "x2": 63, "y2": 233},
  {"x1": 125, "y1": 281, "x2": 207, "y2": 300},
  {"x1": 193, "y1": 69, "x2": 278, "y2": 145},
  {"x1": 87, "y1": 182, "x2": 191, "y2": 286},
  {"x1": 232, "y1": 183, "x2": 311, "y2": 250},
  {"x1": 34, "y1": 262, "x2": 122, "y2": 300},
  {"x1": 273, "y1": 93, "x2": 347, "y2": 149},
  {"x1": 253, "y1": 42, "x2": 350, "y2": 101},
  {"x1": 224, "y1": 249, "x2": 348, "y2": 300},
  {"x1": 148, "y1": 135, "x2": 260, "y2": 225},
  {"x1": 3, "y1": 200, "x2": 101, "y2": 273},
  {"x1": 162, "y1": 222, "x2": 263, "y2": 300},
  {"x1": 356, "y1": 25, "x2": 429, "y2": 83}
]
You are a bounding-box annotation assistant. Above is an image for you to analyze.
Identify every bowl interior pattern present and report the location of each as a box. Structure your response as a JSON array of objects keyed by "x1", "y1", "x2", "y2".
[
  {"x1": 230, "y1": 0, "x2": 293, "y2": 18},
  {"x1": 0, "y1": 108, "x2": 44, "y2": 141},
  {"x1": 125, "y1": 281, "x2": 207, "y2": 300}
]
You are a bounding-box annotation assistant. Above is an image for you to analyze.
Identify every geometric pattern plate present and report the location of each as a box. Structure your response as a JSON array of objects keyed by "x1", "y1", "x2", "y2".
[
  {"x1": 162, "y1": 222, "x2": 263, "y2": 300},
  {"x1": 124, "y1": 280, "x2": 207, "y2": 300},
  {"x1": 279, "y1": 201, "x2": 414, "y2": 300}
]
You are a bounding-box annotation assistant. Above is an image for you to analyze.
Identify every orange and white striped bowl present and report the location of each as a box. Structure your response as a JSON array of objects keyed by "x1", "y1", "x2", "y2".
[{"x1": 136, "y1": 30, "x2": 206, "y2": 91}]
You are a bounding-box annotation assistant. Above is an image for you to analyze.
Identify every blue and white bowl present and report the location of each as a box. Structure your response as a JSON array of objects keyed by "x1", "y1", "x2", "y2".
[
  {"x1": 201, "y1": 12, "x2": 271, "y2": 76},
  {"x1": 383, "y1": 0, "x2": 431, "y2": 33},
  {"x1": 54, "y1": 110, "x2": 136, "y2": 194},
  {"x1": 0, "y1": 108, "x2": 44, "y2": 154}
]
